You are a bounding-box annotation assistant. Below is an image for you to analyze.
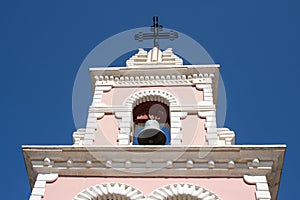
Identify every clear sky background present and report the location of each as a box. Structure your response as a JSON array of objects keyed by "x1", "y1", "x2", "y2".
[{"x1": 0, "y1": 0, "x2": 298, "y2": 199}]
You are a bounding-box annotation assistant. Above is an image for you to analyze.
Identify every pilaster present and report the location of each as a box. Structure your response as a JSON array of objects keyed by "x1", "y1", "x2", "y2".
[{"x1": 73, "y1": 84, "x2": 111, "y2": 146}]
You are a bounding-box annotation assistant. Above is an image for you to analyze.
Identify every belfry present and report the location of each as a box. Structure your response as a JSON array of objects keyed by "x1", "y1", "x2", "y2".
[{"x1": 23, "y1": 18, "x2": 285, "y2": 200}]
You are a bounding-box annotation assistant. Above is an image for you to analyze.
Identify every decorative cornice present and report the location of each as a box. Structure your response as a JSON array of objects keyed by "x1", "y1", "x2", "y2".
[
  {"x1": 94, "y1": 74, "x2": 214, "y2": 88},
  {"x1": 23, "y1": 145, "x2": 285, "y2": 200},
  {"x1": 114, "y1": 79, "x2": 193, "y2": 87},
  {"x1": 89, "y1": 64, "x2": 220, "y2": 103}
]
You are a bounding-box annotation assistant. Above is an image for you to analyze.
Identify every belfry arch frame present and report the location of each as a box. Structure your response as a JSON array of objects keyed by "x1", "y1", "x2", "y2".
[
  {"x1": 123, "y1": 89, "x2": 179, "y2": 107},
  {"x1": 117, "y1": 89, "x2": 184, "y2": 145}
]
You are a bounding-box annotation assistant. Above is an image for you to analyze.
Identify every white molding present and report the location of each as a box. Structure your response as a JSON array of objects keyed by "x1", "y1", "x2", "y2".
[
  {"x1": 72, "y1": 183, "x2": 145, "y2": 200},
  {"x1": 198, "y1": 109, "x2": 217, "y2": 145},
  {"x1": 29, "y1": 173, "x2": 58, "y2": 200},
  {"x1": 243, "y1": 175, "x2": 271, "y2": 200},
  {"x1": 72, "y1": 129, "x2": 86, "y2": 146},
  {"x1": 115, "y1": 79, "x2": 193, "y2": 87},
  {"x1": 196, "y1": 84, "x2": 214, "y2": 109},
  {"x1": 244, "y1": 175, "x2": 267, "y2": 184},
  {"x1": 123, "y1": 89, "x2": 179, "y2": 107},
  {"x1": 37, "y1": 173, "x2": 58, "y2": 182},
  {"x1": 148, "y1": 183, "x2": 221, "y2": 200},
  {"x1": 217, "y1": 128, "x2": 235, "y2": 145},
  {"x1": 94, "y1": 74, "x2": 215, "y2": 88},
  {"x1": 73, "y1": 85, "x2": 112, "y2": 146},
  {"x1": 92, "y1": 86, "x2": 112, "y2": 106}
]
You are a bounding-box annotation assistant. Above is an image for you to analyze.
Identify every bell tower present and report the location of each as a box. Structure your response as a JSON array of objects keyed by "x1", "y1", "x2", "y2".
[
  {"x1": 23, "y1": 18, "x2": 285, "y2": 200},
  {"x1": 83, "y1": 46, "x2": 220, "y2": 147}
]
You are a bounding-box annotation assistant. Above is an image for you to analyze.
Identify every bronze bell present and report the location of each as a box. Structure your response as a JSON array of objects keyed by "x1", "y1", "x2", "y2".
[{"x1": 137, "y1": 120, "x2": 166, "y2": 145}]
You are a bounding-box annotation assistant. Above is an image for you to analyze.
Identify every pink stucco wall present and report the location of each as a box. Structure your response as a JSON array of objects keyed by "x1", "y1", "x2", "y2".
[
  {"x1": 43, "y1": 177, "x2": 256, "y2": 200},
  {"x1": 101, "y1": 86, "x2": 203, "y2": 106},
  {"x1": 93, "y1": 113, "x2": 207, "y2": 145},
  {"x1": 181, "y1": 115, "x2": 206, "y2": 145},
  {"x1": 94, "y1": 115, "x2": 119, "y2": 145},
  {"x1": 93, "y1": 86, "x2": 206, "y2": 145}
]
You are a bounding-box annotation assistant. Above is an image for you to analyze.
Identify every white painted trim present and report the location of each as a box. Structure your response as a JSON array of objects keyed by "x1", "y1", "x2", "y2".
[
  {"x1": 198, "y1": 109, "x2": 217, "y2": 145},
  {"x1": 244, "y1": 175, "x2": 271, "y2": 200},
  {"x1": 72, "y1": 129, "x2": 86, "y2": 146},
  {"x1": 29, "y1": 173, "x2": 58, "y2": 200},
  {"x1": 123, "y1": 89, "x2": 179, "y2": 107},
  {"x1": 244, "y1": 175, "x2": 267, "y2": 184},
  {"x1": 73, "y1": 85, "x2": 112, "y2": 146},
  {"x1": 217, "y1": 128, "x2": 235, "y2": 145}
]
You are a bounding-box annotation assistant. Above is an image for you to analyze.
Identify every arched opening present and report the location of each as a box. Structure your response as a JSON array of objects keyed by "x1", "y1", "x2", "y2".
[
  {"x1": 133, "y1": 101, "x2": 170, "y2": 145},
  {"x1": 120, "y1": 89, "x2": 181, "y2": 145}
]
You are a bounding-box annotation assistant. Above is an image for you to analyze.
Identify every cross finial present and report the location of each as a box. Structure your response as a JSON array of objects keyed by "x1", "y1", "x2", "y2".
[
  {"x1": 152, "y1": 16, "x2": 160, "y2": 27},
  {"x1": 135, "y1": 16, "x2": 178, "y2": 48}
]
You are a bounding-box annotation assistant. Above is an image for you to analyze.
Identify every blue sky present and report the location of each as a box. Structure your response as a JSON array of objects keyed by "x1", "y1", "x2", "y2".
[{"x1": 0, "y1": 0, "x2": 298, "y2": 199}]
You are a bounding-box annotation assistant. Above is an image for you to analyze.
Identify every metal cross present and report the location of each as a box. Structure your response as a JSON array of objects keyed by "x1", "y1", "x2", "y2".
[{"x1": 135, "y1": 16, "x2": 178, "y2": 48}]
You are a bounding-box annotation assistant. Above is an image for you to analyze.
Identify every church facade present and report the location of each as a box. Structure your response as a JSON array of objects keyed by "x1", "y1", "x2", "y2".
[{"x1": 23, "y1": 24, "x2": 285, "y2": 200}]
